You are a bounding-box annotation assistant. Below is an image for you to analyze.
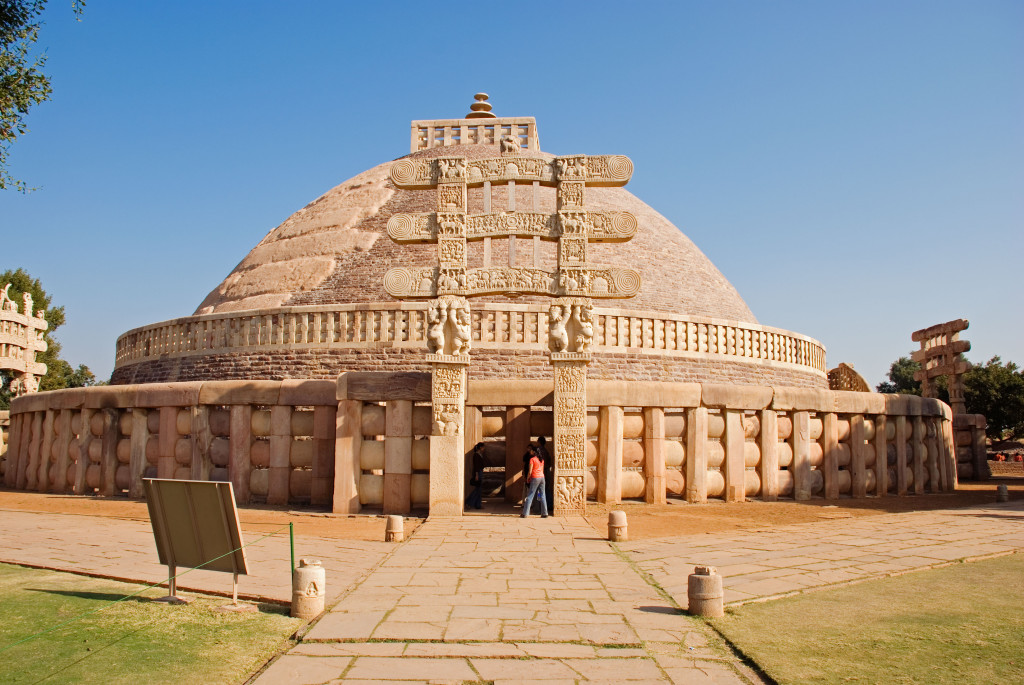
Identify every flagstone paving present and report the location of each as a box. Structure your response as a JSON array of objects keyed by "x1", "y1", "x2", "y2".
[
  {"x1": 3, "y1": 499, "x2": 1022, "y2": 683},
  {"x1": 623, "y1": 501, "x2": 1024, "y2": 608},
  {"x1": 254, "y1": 516, "x2": 758, "y2": 684}
]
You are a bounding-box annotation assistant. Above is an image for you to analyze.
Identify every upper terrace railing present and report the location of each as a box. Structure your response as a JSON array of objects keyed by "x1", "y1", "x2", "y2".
[{"x1": 114, "y1": 303, "x2": 826, "y2": 375}]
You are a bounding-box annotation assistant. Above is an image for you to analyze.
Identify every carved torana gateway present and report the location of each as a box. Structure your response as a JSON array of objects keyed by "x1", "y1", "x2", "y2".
[
  {"x1": 0, "y1": 284, "x2": 47, "y2": 397},
  {"x1": 384, "y1": 94, "x2": 640, "y2": 515}
]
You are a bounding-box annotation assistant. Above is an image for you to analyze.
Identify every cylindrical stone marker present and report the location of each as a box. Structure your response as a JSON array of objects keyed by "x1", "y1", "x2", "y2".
[
  {"x1": 291, "y1": 558, "x2": 326, "y2": 619},
  {"x1": 608, "y1": 510, "x2": 628, "y2": 541},
  {"x1": 385, "y1": 514, "x2": 404, "y2": 542},
  {"x1": 996, "y1": 484, "x2": 1009, "y2": 503},
  {"x1": 687, "y1": 565, "x2": 724, "y2": 617}
]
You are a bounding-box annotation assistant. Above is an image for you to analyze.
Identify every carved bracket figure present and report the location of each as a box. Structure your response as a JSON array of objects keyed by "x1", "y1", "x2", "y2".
[{"x1": 426, "y1": 296, "x2": 471, "y2": 356}]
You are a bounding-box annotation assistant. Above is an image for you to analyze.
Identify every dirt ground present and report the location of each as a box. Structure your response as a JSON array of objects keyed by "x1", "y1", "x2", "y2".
[
  {"x1": 0, "y1": 489, "x2": 421, "y2": 541},
  {"x1": 1, "y1": 479, "x2": 1020, "y2": 542}
]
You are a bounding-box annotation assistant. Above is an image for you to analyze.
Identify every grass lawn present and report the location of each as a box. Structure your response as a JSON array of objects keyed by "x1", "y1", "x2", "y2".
[
  {"x1": 0, "y1": 563, "x2": 302, "y2": 684},
  {"x1": 710, "y1": 554, "x2": 1024, "y2": 685}
]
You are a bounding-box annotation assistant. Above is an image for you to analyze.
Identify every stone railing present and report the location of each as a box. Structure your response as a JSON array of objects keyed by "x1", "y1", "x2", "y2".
[
  {"x1": 3, "y1": 377, "x2": 958, "y2": 512},
  {"x1": 2, "y1": 382, "x2": 337, "y2": 507},
  {"x1": 410, "y1": 117, "x2": 539, "y2": 153},
  {"x1": 335, "y1": 374, "x2": 957, "y2": 513},
  {"x1": 114, "y1": 304, "x2": 826, "y2": 377}
]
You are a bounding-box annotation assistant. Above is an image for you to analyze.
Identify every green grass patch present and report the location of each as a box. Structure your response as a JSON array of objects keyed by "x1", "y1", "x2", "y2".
[
  {"x1": 710, "y1": 554, "x2": 1024, "y2": 684},
  {"x1": 0, "y1": 563, "x2": 302, "y2": 684}
]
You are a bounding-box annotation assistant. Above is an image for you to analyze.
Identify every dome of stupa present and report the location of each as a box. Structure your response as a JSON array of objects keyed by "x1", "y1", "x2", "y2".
[{"x1": 112, "y1": 97, "x2": 826, "y2": 387}]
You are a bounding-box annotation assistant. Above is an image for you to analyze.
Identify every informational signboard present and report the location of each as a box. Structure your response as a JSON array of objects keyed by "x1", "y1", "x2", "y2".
[{"x1": 143, "y1": 479, "x2": 248, "y2": 601}]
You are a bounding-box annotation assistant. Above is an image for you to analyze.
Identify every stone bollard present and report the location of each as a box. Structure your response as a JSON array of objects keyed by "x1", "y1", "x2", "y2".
[
  {"x1": 291, "y1": 558, "x2": 326, "y2": 619},
  {"x1": 608, "y1": 510, "x2": 628, "y2": 542},
  {"x1": 687, "y1": 565, "x2": 724, "y2": 617},
  {"x1": 996, "y1": 484, "x2": 1009, "y2": 503},
  {"x1": 385, "y1": 515, "x2": 404, "y2": 542}
]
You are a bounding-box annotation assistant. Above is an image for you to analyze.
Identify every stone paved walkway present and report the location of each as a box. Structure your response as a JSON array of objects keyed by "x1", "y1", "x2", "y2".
[
  {"x1": 3, "y1": 501, "x2": 1022, "y2": 683},
  {"x1": 624, "y1": 501, "x2": 1024, "y2": 607},
  {"x1": 0, "y1": 509, "x2": 392, "y2": 603},
  {"x1": 256, "y1": 515, "x2": 755, "y2": 684}
]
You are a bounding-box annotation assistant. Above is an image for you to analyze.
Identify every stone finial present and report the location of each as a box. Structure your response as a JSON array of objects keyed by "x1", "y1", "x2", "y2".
[{"x1": 466, "y1": 93, "x2": 497, "y2": 119}]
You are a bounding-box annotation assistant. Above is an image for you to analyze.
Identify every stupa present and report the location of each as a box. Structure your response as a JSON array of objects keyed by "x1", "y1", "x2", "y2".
[
  {"x1": 111, "y1": 95, "x2": 826, "y2": 389},
  {"x1": 3, "y1": 96, "x2": 960, "y2": 516}
]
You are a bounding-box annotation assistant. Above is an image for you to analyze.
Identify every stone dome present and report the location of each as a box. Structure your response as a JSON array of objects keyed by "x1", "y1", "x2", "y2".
[
  {"x1": 112, "y1": 107, "x2": 826, "y2": 387},
  {"x1": 195, "y1": 145, "x2": 756, "y2": 324}
]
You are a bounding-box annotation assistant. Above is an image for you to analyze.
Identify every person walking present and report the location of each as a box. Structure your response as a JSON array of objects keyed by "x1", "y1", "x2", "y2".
[
  {"x1": 465, "y1": 442, "x2": 485, "y2": 510},
  {"x1": 537, "y1": 435, "x2": 554, "y2": 513},
  {"x1": 521, "y1": 445, "x2": 549, "y2": 518}
]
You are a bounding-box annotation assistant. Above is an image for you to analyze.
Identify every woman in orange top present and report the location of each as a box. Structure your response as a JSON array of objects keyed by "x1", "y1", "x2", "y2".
[{"x1": 521, "y1": 446, "x2": 549, "y2": 518}]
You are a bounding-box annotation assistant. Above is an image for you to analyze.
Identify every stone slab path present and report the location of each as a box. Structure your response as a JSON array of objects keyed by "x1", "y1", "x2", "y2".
[
  {"x1": 624, "y1": 501, "x2": 1024, "y2": 607},
  {"x1": 3, "y1": 501, "x2": 1022, "y2": 683},
  {"x1": 0, "y1": 509, "x2": 392, "y2": 604},
  {"x1": 255, "y1": 516, "x2": 758, "y2": 684}
]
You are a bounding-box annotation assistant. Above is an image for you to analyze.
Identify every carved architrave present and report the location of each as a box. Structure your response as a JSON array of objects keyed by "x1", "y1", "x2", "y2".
[
  {"x1": 468, "y1": 212, "x2": 556, "y2": 239},
  {"x1": 388, "y1": 210, "x2": 636, "y2": 243},
  {"x1": 384, "y1": 266, "x2": 640, "y2": 299},
  {"x1": 552, "y1": 357, "x2": 589, "y2": 515},
  {"x1": 390, "y1": 155, "x2": 633, "y2": 190}
]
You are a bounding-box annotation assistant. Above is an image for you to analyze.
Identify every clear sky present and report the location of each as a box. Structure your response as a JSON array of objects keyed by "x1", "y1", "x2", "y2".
[{"x1": 2, "y1": 1, "x2": 1021, "y2": 385}]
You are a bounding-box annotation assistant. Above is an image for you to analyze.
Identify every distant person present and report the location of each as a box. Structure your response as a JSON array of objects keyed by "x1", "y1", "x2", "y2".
[
  {"x1": 537, "y1": 435, "x2": 554, "y2": 512},
  {"x1": 465, "y1": 442, "x2": 485, "y2": 510},
  {"x1": 521, "y1": 445, "x2": 549, "y2": 518}
]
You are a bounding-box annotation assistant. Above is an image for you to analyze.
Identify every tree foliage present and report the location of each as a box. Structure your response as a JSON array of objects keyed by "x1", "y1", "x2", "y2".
[
  {"x1": 964, "y1": 356, "x2": 1024, "y2": 441},
  {"x1": 876, "y1": 356, "x2": 922, "y2": 395},
  {"x1": 0, "y1": 1, "x2": 83, "y2": 191},
  {"x1": 0, "y1": 267, "x2": 95, "y2": 408},
  {"x1": 878, "y1": 352, "x2": 1024, "y2": 440}
]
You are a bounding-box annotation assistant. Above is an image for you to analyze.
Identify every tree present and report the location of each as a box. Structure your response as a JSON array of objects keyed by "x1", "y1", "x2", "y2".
[
  {"x1": 876, "y1": 356, "x2": 921, "y2": 395},
  {"x1": 1, "y1": 1, "x2": 83, "y2": 191},
  {"x1": 963, "y1": 357, "x2": 1024, "y2": 440},
  {"x1": 0, "y1": 267, "x2": 95, "y2": 408},
  {"x1": 878, "y1": 352, "x2": 1024, "y2": 440}
]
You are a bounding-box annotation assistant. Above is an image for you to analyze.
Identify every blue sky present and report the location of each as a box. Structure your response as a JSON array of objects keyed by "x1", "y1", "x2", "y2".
[{"x1": 2, "y1": 1, "x2": 1021, "y2": 385}]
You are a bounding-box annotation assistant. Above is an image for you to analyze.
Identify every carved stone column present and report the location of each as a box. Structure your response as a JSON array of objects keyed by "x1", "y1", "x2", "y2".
[
  {"x1": 551, "y1": 352, "x2": 588, "y2": 516},
  {"x1": 427, "y1": 353, "x2": 469, "y2": 517}
]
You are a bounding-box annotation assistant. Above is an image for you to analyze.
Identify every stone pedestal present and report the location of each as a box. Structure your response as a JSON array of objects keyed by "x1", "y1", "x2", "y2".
[
  {"x1": 551, "y1": 352, "x2": 589, "y2": 516},
  {"x1": 427, "y1": 354, "x2": 469, "y2": 517}
]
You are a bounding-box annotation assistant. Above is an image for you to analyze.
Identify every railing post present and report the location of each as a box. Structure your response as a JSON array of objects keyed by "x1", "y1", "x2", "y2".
[
  {"x1": 822, "y1": 412, "x2": 839, "y2": 500},
  {"x1": 644, "y1": 407, "x2": 666, "y2": 504},
  {"x1": 597, "y1": 405, "x2": 623, "y2": 504},
  {"x1": 723, "y1": 410, "x2": 745, "y2": 502},
  {"x1": 333, "y1": 400, "x2": 362, "y2": 514},
  {"x1": 384, "y1": 400, "x2": 412, "y2": 515},
  {"x1": 685, "y1": 407, "x2": 708, "y2": 503},
  {"x1": 792, "y1": 411, "x2": 811, "y2": 501},
  {"x1": 873, "y1": 414, "x2": 888, "y2": 497},
  {"x1": 229, "y1": 405, "x2": 252, "y2": 505},
  {"x1": 759, "y1": 409, "x2": 778, "y2": 501}
]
